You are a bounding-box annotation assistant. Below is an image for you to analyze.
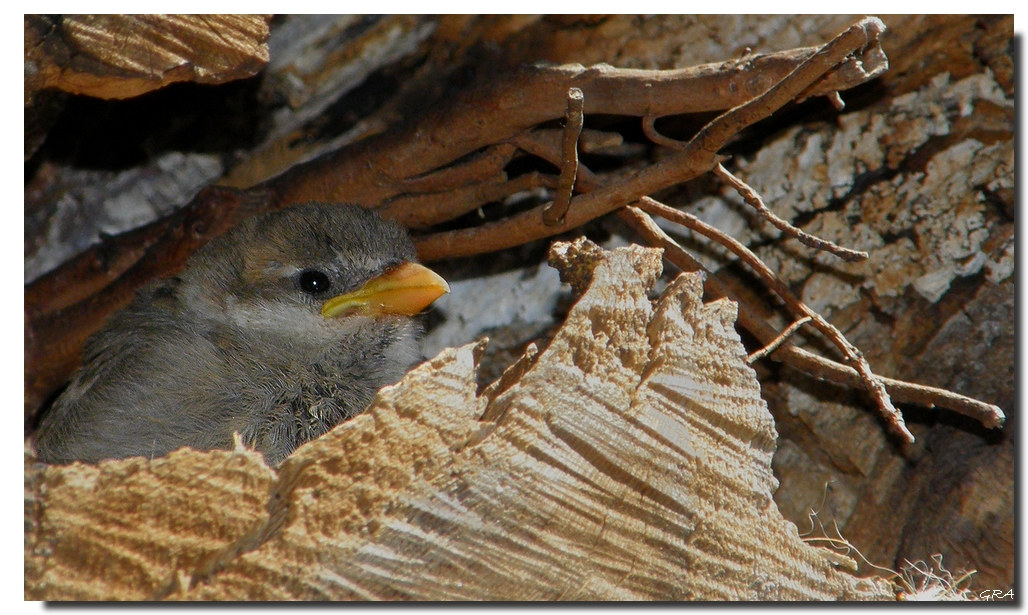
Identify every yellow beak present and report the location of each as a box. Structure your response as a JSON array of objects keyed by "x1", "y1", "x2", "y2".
[{"x1": 321, "y1": 261, "x2": 450, "y2": 318}]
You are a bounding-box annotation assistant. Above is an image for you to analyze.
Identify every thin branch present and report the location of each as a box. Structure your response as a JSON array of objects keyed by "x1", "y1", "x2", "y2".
[
  {"x1": 532, "y1": 127, "x2": 625, "y2": 154},
  {"x1": 25, "y1": 18, "x2": 886, "y2": 341},
  {"x1": 795, "y1": 40, "x2": 888, "y2": 104},
  {"x1": 747, "y1": 317, "x2": 812, "y2": 364},
  {"x1": 543, "y1": 88, "x2": 585, "y2": 226},
  {"x1": 587, "y1": 120, "x2": 868, "y2": 264},
  {"x1": 271, "y1": 35, "x2": 887, "y2": 207},
  {"x1": 689, "y1": 17, "x2": 885, "y2": 155},
  {"x1": 414, "y1": 18, "x2": 886, "y2": 261},
  {"x1": 511, "y1": 131, "x2": 605, "y2": 189},
  {"x1": 378, "y1": 171, "x2": 559, "y2": 229},
  {"x1": 641, "y1": 114, "x2": 687, "y2": 150},
  {"x1": 494, "y1": 107, "x2": 1003, "y2": 433},
  {"x1": 400, "y1": 143, "x2": 518, "y2": 193},
  {"x1": 617, "y1": 206, "x2": 1005, "y2": 430},
  {"x1": 713, "y1": 163, "x2": 869, "y2": 262},
  {"x1": 636, "y1": 195, "x2": 913, "y2": 442}
]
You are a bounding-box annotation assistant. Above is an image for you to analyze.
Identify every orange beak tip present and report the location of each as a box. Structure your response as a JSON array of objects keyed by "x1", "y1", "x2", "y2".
[{"x1": 321, "y1": 262, "x2": 450, "y2": 318}]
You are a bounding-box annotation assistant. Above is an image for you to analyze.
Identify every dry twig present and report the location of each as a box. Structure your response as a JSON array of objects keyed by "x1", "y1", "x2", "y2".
[
  {"x1": 713, "y1": 163, "x2": 868, "y2": 262},
  {"x1": 413, "y1": 17, "x2": 888, "y2": 260},
  {"x1": 616, "y1": 206, "x2": 1004, "y2": 430},
  {"x1": 636, "y1": 196, "x2": 913, "y2": 442},
  {"x1": 508, "y1": 105, "x2": 1003, "y2": 434},
  {"x1": 746, "y1": 317, "x2": 812, "y2": 365},
  {"x1": 542, "y1": 88, "x2": 584, "y2": 226}
]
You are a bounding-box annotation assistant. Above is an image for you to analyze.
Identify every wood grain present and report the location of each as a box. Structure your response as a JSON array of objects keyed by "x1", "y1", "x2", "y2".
[{"x1": 25, "y1": 240, "x2": 892, "y2": 600}]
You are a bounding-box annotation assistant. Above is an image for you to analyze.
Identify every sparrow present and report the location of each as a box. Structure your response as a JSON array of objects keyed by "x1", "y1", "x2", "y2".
[{"x1": 34, "y1": 202, "x2": 449, "y2": 466}]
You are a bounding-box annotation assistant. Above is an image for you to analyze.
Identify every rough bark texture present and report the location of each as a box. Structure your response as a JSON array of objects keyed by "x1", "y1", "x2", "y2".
[
  {"x1": 705, "y1": 17, "x2": 1014, "y2": 591},
  {"x1": 26, "y1": 241, "x2": 893, "y2": 600},
  {"x1": 25, "y1": 15, "x2": 1013, "y2": 599}
]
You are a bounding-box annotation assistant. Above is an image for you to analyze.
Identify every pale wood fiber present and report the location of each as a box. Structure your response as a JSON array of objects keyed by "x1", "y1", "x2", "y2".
[{"x1": 26, "y1": 240, "x2": 891, "y2": 601}]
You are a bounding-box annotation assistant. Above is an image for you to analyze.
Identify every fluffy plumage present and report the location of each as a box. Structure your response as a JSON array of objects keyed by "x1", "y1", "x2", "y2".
[{"x1": 36, "y1": 203, "x2": 433, "y2": 466}]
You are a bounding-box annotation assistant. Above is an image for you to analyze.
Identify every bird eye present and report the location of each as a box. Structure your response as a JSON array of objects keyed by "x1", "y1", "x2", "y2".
[{"x1": 298, "y1": 269, "x2": 332, "y2": 294}]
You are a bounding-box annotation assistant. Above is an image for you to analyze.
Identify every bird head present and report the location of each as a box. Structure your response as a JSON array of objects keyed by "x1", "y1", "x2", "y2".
[{"x1": 180, "y1": 202, "x2": 449, "y2": 336}]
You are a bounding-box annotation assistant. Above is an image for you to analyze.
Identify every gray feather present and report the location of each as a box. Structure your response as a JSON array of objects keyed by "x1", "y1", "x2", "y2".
[{"x1": 36, "y1": 202, "x2": 424, "y2": 466}]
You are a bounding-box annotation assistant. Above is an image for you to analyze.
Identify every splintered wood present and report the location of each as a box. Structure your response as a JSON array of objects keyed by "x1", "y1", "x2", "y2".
[
  {"x1": 25, "y1": 240, "x2": 892, "y2": 601},
  {"x1": 24, "y1": 15, "x2": 271, "y2": 102}
]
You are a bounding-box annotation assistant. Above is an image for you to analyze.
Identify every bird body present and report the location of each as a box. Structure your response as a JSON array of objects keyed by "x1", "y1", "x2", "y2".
[{"x1": 35, "y1": 203, "x2": 448, "y2": 466}]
